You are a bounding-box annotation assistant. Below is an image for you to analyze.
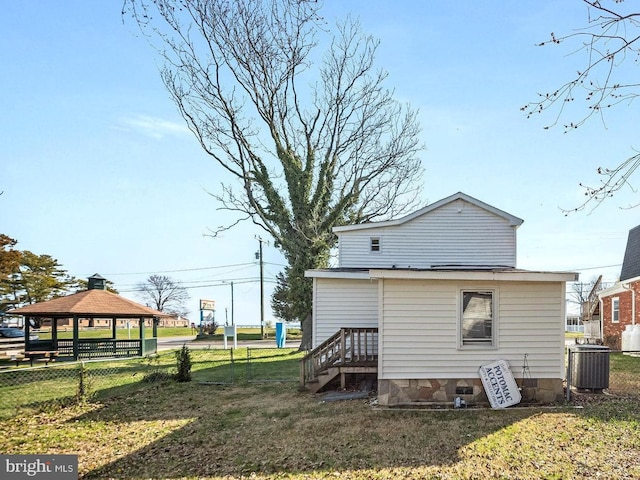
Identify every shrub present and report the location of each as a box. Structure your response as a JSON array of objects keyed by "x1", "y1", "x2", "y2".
[{"x1": 175, "y1": 345, "x2": 192, "y2": 382}]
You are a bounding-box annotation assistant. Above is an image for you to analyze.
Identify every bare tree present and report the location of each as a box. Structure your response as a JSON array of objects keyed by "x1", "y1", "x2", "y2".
[
  {"x1": 124, "y1": 0, "x2": 424, "y2": 324},
  {"x1": 568, "y1": 275, "x2": 606, "y2": 321},
  {"x1": 522, "y1": 0, "x2": 640, "y2": 212},
  {"x1": 137, "y1": 275, "x2": 190, "y2": 316}
]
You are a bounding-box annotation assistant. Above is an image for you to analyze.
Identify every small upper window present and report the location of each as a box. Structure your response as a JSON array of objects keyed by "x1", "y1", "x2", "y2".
[
  {"x1": 612, "y1": 297, "x2": 620, "y2": 323},
  {"x1": 370, "y1": 237, "x2": 381, "y2": 252}
]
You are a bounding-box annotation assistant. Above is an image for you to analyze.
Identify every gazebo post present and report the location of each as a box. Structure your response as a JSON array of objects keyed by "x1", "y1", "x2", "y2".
[
  {"x1": 73, "y1": 315, "x2": 79, "y2": 360},
  {"x1": 52, "y1": 318, "x2": 58, "y2": 350},
  {"x1": 24, "y1": 318, "x2": 31, "y2": 350},
  {"x1": 111, "y1": 317, "x2": 117, "y2": 340},
  {"x1": 139, "y1": 316, "x2": 146, "y2": 356}
]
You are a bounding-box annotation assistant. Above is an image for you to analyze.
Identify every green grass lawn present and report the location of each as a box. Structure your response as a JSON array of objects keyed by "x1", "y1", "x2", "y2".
[
  {"x1": 1, "y1": 381, "x2": 639, "y2": 479},
  {"x1": 1, "y1": 349, "x2": 640, "y2": 479},
  {"x1": 32, "y1": 326, "x2": 301, "y2": 341},
  {"x1": 565, "y1": 331, "x2": 583, "y2": 339}
]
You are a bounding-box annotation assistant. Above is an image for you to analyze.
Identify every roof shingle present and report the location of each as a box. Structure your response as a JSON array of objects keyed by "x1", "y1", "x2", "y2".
[
  {"x1": 8, "y1": 289, "x2": 164, "y2": 317},
  {"x1": 621, "y1": 225, "x2": 640, "y2": 281}
]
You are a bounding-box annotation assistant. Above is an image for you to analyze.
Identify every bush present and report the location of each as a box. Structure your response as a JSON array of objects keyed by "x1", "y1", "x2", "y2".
[{"x1": 175, "y1": 345, "x2": 192, "y2": 382}]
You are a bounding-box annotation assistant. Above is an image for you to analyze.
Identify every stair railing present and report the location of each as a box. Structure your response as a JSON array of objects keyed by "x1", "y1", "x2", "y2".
[
  {"x1": 587, "y1": 275, "x2": 602, "y2": 317},
  {"x1": 300, "y1": 327, "x2": 378, "y2": 389}
]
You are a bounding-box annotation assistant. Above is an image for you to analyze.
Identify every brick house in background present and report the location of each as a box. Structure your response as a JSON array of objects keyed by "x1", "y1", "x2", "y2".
[{"x1": 598, "y1": 225, "x2": 640, "y2": 349}]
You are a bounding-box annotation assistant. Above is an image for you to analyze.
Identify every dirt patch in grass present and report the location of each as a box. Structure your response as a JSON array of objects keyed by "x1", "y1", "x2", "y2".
[{"x1": 1, "y1": 381, "x2": 639, "y2": 479}]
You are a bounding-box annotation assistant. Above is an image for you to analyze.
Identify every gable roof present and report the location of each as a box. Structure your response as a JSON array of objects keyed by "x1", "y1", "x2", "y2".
[
  {"x1": 8, "y1": 289, "x2": 164, "y2": 318},
  {"x1": 620, "y1": 224, "x2": 640, "y2": 281},
  {"x1": 333, "y1": 192, "x2": 524, "y2": 233}
]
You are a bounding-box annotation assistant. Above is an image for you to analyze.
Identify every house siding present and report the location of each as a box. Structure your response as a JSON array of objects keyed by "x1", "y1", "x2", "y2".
[
  {"x1": 312, "y1": 278, "x2": 378, "y2": 348},
  {"x1": 338, "y1": 199, "x2": 517, "y2": 269},
  {"x1": 378, "y1": 279, "x2": 565, "y2": 380}
]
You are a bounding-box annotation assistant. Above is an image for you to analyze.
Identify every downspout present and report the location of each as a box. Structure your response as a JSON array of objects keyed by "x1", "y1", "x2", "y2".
[
  {"x1": 622, "y1": 282, "x2": 635, "y2": 325},
  {"x1": 631, "y1": 285, "x2": 636, "y2": 326}
]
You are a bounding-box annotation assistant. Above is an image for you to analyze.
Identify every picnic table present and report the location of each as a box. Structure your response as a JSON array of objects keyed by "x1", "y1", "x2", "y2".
[{"x1": 24, "y1": 350, "x2": 59, "y2": 366}]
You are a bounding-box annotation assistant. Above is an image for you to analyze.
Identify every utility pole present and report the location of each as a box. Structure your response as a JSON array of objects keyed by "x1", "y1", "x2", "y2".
[
  {"x1": 230, "y1": 280, "x2": 234, "y2": 326},
  {"x1": 223, "y1": 280, "x2": 235, "y2": 326},
  {"x1": 256, "y1": 236, "x2": 268, "y2": 338}
]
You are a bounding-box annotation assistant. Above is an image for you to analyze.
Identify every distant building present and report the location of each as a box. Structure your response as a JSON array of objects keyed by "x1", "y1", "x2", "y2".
[
  {"x1": 566, "y1": 315, "x2": 582, "y2": 333},
  {"x1": 598, "y1": 225, "x2": 640, "y2": 349}
]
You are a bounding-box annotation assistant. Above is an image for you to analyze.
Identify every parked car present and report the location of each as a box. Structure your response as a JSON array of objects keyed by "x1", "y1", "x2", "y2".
[{"x1": 0, "y1": 327, "x2": 39, "y2": 341}]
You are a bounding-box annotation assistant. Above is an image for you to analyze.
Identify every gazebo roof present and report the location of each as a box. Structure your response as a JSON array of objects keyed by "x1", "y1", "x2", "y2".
[{"x1": 8, "y1": 289, "x2": 164, "y2": 318}]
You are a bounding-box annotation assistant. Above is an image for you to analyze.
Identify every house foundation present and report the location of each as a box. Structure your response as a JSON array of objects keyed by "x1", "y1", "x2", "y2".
[{"x1": 377, "y1": 378, "x2": 564, "y2": 406}]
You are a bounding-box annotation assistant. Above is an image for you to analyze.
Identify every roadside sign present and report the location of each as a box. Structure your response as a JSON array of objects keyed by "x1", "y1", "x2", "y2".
[{"x1": 200, "y1": 299, "x2": 215, "y2": 311}]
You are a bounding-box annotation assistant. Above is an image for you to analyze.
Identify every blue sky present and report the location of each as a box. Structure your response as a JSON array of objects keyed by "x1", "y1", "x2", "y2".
[{"x1": 2, "y1": 1, "x2": 637, "y2": 322}]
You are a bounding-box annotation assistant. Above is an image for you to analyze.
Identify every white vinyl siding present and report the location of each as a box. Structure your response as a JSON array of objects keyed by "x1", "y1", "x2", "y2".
[
  {"x1": 312, "y1": 278, "x2": 378, "y2": 348},
  {"x1": 338, "y1": 199, "x2": 517, "y2": 269},
  {"x1": 378, "y1": 279, "x2": 565, "y2": 380}
]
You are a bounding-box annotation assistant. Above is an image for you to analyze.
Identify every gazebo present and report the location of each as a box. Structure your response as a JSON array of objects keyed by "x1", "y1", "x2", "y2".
[{"x1": 8, "y1": 274, "x2": 163, "y2": 361}]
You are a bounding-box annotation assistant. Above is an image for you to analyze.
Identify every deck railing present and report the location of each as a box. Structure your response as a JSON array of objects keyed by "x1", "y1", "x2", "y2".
[
  {"x1": 300, "y1": 327, "x2": 378, "y2": 388},
  {"x1": 583, "y1": 320, "x2": 602, "y2": 342}
]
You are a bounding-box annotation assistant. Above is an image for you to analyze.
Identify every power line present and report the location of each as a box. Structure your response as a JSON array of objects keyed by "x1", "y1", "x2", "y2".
[
  {"x1": 118, "y1": 278, "x2": 277, "y2": 294},
  {"x1": 567, "y1": 263, "x2": 622, "y2": 272},
  {"x1": 77, "y1": 262, "x2": 257, "y2": 277},
  {"x1": 116, "y1": 274, "x2": 277, "y2": 290}
]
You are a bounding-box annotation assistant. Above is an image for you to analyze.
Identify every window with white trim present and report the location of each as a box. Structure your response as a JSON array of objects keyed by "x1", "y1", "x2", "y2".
[
  {"x1": 370, "y1": 237, "x2": 380, "y2": 252},
  {"x1": 460, "y1": 290, "x2": 495, "y2": 346},
  {"x1": 612, "y1": 297, "x2": 620, "y2": 323}
]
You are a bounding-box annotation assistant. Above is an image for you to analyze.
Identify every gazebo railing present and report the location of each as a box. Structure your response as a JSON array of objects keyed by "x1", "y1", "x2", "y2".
[
  {"x1": 57, "y1": 339, "x2": 144, "y2": 359},
  {"x1": 26, "y1": 339, "x2": 55, "y2": 352}
]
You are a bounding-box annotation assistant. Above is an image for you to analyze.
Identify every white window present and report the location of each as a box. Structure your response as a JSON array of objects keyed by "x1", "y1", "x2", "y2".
[
  {"x1": 370, "y1": 237, "x2": 381, "y2": 252},
  {"x1": 460, "y1": 290, "x2": 495, "y2": 347},
  {"x1": 612, "y1": 297, "x2": 620, "y2": 323}
]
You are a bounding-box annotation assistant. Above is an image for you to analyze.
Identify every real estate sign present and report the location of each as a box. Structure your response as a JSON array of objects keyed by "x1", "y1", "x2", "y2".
[{"x1": 479, "y1": 359, "x2": 521, "y2": 409}]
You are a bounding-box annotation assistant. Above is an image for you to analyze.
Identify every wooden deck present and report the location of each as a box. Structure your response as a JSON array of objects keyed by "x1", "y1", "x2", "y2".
[{"x1": 300, "y1": 327, "x2": 378, "y2": 393}]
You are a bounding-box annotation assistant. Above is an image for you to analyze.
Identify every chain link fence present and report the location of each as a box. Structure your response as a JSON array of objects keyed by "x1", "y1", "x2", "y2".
[
  {"x1": 0, "y1": 347, "x2": 302, "y2": 420},
  {"x1": 191, "y1": 347, "x2": 237, "y2": 385},
  {"x1": 566, "y1": 347, "x2": 640, "y2": 400},
  {"x1": 246, "y1": 348, "x2": 304, "y2": 383},
  {"x1": 0, "y1": 354, "x2": 176, "y2": 420}
]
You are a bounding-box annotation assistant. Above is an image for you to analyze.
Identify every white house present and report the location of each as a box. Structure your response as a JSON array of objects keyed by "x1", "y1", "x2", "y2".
[{"x1": 304, "y1": 192, "x2": 577, "y2": 406}]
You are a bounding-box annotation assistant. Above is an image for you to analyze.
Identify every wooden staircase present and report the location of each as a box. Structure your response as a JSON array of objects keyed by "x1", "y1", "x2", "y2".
[
  {"x1": 300, "y1": 327, "x2": 378, "y2": 393},
  {"x1": 581, "y1": 275, "x2": 602, "y2": 321}
]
